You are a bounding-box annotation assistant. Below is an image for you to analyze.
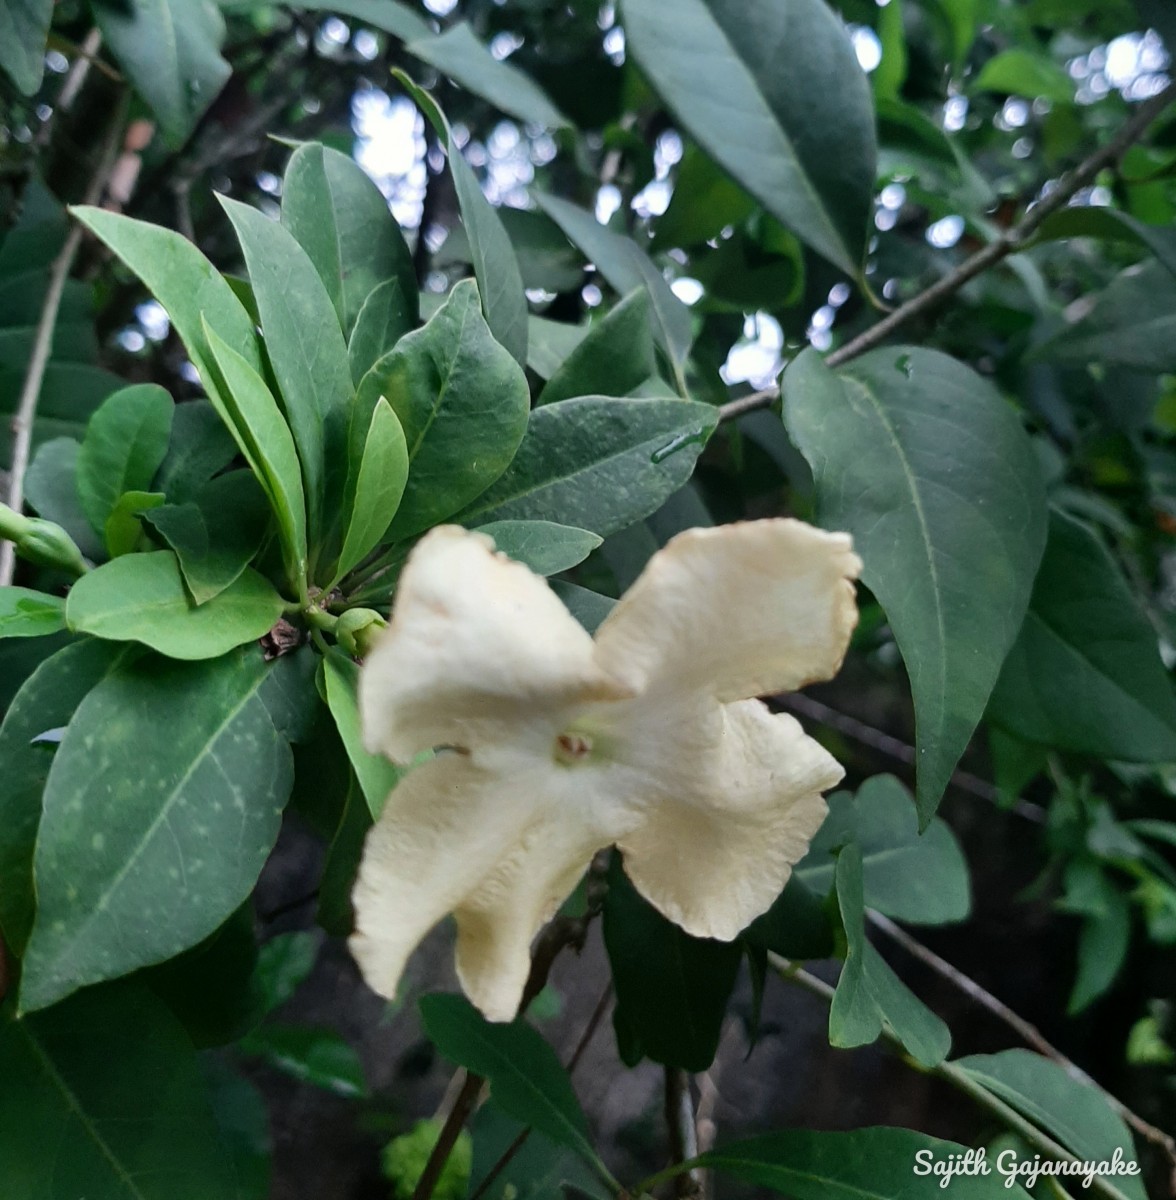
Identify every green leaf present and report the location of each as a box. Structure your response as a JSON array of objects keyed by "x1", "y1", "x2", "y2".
[
  {"x1": 397, "y1": 75, "x2": 528, "y2": 368},
  {"x1": 621, "y1": 0, "x2": 875, "y2": 274},
  {"x1": 253, "y1": 930, "x2": 319, "y2": 1015},
  {"x1": 651, "y1": 146, "x2": 756, "y2": 252},
  {"x1": 20, "y1": 646, "x2": 294, "y2": 1012},
  {"x1": 316, "y1": 776, "x2": 373, "y2": 937},
  {"x1": 697, "y1": 1128, "x2": 1032, "y2": 1199},
  {"x1": 203, "y1": 1061, "x2": 272, "y2": 1200},
  {"x1": 104, "y1": 489, "x2": 166, "y2": 557},
  {"x1": 386, "y1": 1118, "x2": 473, "y2": 1200},
  {"x1": 954, "y1": 1050, "x2": 1146, "y2": 1200},
  {"x1": 0, "y1": 586, "x2": 65, "y2": 638},
  {"x1": 538, "y1": 291, "x2": 656, "y2": 406},
  {"x1": 24, "y1": 436, "x2": 104, "y2": 561},
  {"x1": 145, "y1": 471, "x2": 271, "y2": 604},
  {"x1": 1069, "y1": 871, "x2": 1131, "y2": 1014},
  {"x1": 92, "y1": 0, "x2": 231, "y2": 147},
  {"x1": 536, "y1": 194, "x2": 693, "y2": 367},
  {"x1": 348, "y1": 278, "x2": 415, "y2": 386},
  {"x1": 456, "y1": 396, "x2": 716, "y2": 538},
  {"x1": 989, "y1": 510, "x2": 1176, "y2": 761},
  {"x1": 420, "y1": 992, "x2": 604, "y2": 1174},
  {"x1": 220, "y1": 195, "x2": 354, "y2": 551},
  {"x1": 0, "y1": 639, "x2": 124, "y2": 954},
  {"x1": 0, "y1": 0, "x2": 52, "y2": 95},
  {"x1": 440, "y1": 207, "x2": 586, "y2": 296},
  {"x1": 281, "y1": 141, "x2": 417, "y2": 337},
  {"x1": 334, "y1": 398, "x2": 409, "y2": 581},
  {"x1": 66, "y1": 551, "x2": 285, "y2": 661},
  {"x1": 156, "y1": 399, "x2": 241, "y2": 503},
  {"x1": 362, "y1": 279, "x2": 530, "y2": 542},
  {"x1": 783, "y1": 347, "x2": 1047, "y2": 826},
  {"x1": 240, "y1": 1023, "x2": 367, "y2": 1097},
  {"x1": 0, "y1": 362, "x2": 123, "y2": 468},
  {"x1": 231, "y1": 0, "x2": 432, "y2": 40},
  {"x1": 873, "y1": 0, "x2": 908, "y2": 102},
  {"x1": 830, "y1": 845, "x2": 951, "y2": 1067},
  {"x1": 797, "y1": 775, "x2": 971, "y2": 925},
  {"x1": 1033, "y1": 207, "x2": 1176, "y2": 279},
  {"x1": 321, "y1": 651, "x2": 402, "y2": 819},
  {"x1": 0, "y1": 983, "x2": 244, "y2": 1199},
  {"x1": 603, "y1": 857, "x2": 742, "y2": 1071},
  {"x1": 744, "y1": 875, "x2": 835, "y2": 961},
  {"x1": 973, "y1": 48, "x2": 1074, "y2": 104},
  {"x1": 407, "y1": 23, "x2": 568, "y2": 128},
  {"x1": 527, "y1": 315, "x2": 590, "y2": 380},
  {"x1": 203, "y1": 320, "x2": 309, "y2": 583},
  {"x1": 475, "y1": 521, "x2": 602, "y2": 576},
  {"x1": 550, "y1": 582, "x2": 616, "y2": 635},
  {"x1": 76, "y1": 383, "x2": 174, "y2": 537}
]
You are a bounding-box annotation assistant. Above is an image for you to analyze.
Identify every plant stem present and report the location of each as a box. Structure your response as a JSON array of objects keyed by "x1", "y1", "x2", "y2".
[
  {"x1": 665, "y1": 1068, "x2": 704, "y2": 1199},
  {"x1": 716, "y1": 82, "x2": 1176, "y2": 425}
]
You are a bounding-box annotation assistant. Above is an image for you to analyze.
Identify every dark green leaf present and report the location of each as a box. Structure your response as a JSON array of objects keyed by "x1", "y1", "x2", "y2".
[
  {"x1": 1033, "y1": 207, "x2": 1176, "y2": 278},
  {"x1": 651, "y1": 146, "x2": 756, "y2": 252},
  {"x1": 783, "y1": 347, "x2": 1047, "y2": 825},
  {"x1": 24, "y1": 436, "x2": 104, "y2": 561},
  {"x1": 348, "y1": 278, "x2": 415, "y2": 386},
  {"x1": 253, "y1": 931, "x2": 319, "y2": 1015},
  {"x1": 66, "y1": 551, "x2": 285, "y2": 661},
  {"x1": 0, "y1": 362, "x2": 123, "y2": 468},
  {"x1": 156, "y1": 399, "x2": 241, "y2": 503},
  {"x1": 1069, "y1": 873, "x2": 1131, "y2": 1014},
  {"x1": 456, "y1": 395, "x2": 716, "y2": 538},
  {"x1": 989, "y1": 510, "x2": 1176, "y2": 761},
  {"x1": 621, "y1": 0, "x2": 876, "y2": 272},
  {"x1": 240, "y1": 1023, "x2": 367, "y2": 1097},
  {"x1": 281, "y1": 141, "x2": 417, "y2": 337},
  {"x1": 0, "y1": 0, "x2": 53, "y2": 94},
  {"x1": 527, "y1": 316, "x2": 589, "y2": 380},
  {"x1": 603, "y1": 857, "x2": 741, "y2": 1071},
  {"x1": 476, "y1": 520, "x2": 602, "y2": 576},
  {"x1": 20, "y1": 646, "x2": 293, "y2": 1012},
  {"x1": 104, "y1": 489, "x2": 166, "y2": 557},
  {"x1": 316, "y1": 777, "x2": 372, "y2": 937},
  {"x1": 744, "y1": 875, "x2": 835, "y2": 960},
  {"x1": 203, "y1": 1061, "x2": 272, "y2": 1200},
  {"x1": 550, "y1": 582, "x2": 616, "y2": 634},
  {"x1": 0, "y1": 586, "x2": 65, "y2": 638}
]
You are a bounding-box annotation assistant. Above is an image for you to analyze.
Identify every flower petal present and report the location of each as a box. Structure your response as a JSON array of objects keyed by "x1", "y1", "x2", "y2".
[
  {"x1": 593, "y1": 519, "x2": 861, "y2": 702},
  {"x1": 359, "y1": 526, "x2": 630, "y2": 762},
  {"x1": 616, "y1": 700, "x2": 841, "y2": 941}
]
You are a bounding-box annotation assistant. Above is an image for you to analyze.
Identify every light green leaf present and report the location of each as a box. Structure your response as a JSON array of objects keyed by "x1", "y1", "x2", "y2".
[
  {"x1": 476, "y1": 521, "x2": 602, "y2": 576},
  {"x1": 145, "y1": 471, "x2": 271, "y2": 604},
  {"x1": 989, "y1": 510, "x2": 1176, "y2": 761},
  {"x1": 0, "y1": 0, "x2": 53, "y2": 95},
  {"x1": 65, "y1": 551, "x2": 285, "y2": 660},
  {"x1": 220, "y1": 196, "x2": 354, "y2": 550},
  {"x1": 20, "y1": 646, "x2": 294, "y2": 1012},
  {"x1": 407, "y1": 23, "x2": 567, "y2": 128},
  {"x1": 76, "y1": 383, "x2": 174, "y2": 536},
  {"x1": 797, "y1": 775, "x2": 971, "y2": 925},
  {"x1": 783, "y1": 347, "x2": 1047, "y2": 826},
  {"x1": 336, "y1": 398, "x2": 409, "y2": 581},
  {"x1": 527, "y1": 315, "x2": 590, "y2": 380},
  {"x1": 697, "y1": 1128, "x2": 1032, "y2": 1199},
  {"x1": 104, "y1": 489, "x2": 166, "y2": 558},
  {"x1": 155, "y1": 399, "x2": 240, "y2": 503},
  {"x1": 0, "y1": 983, "x2": 244, "y2": 1198},
  {"x1": 0, "y1": 586, "x2": 66, "y2": 638},
  {"x1": 92, "y1": 0, "x2": 231, "y2": 147},
  {"x1": 367, "y1": 278, "x2": 529, "y2": 542},
  {"x1": 954, "y1": 1050, "x2": 1146, "y2": 1200},
  {"x1": 456, "y1": 395, "x2": 717, "y2": 538},
  {"x1": 348, "y1": 278, "x2": 415, "y2": 386},
  {"x1": 321, "y1": 651, "x2": 402, "y2": 819},
  {"x1": 397, "y1": 74, "x2": 528, "y2": 368},
  {"x1": 973, "y1": 48, "x2": 1074, "y2": 104},
  {"x1": 24, "y1": 436, "x2": 104, "y2": 561},
  {"x1": 536, "y1": 194, "x2": 693, "y2": 366},
  {"x1": 203, "y1": 320, "x2": 309, "y2": 584},
  {"x1": 873, "y1": 0, "x2": 908, "y2": 101},
  {"x1": 621, "y1": 0, "x2": 876, "y2": 273},
  {"x1": 538, "y1": 290, "x2": 656, "y2": 406},
  {"x1": 281, "y1": 141, "x2": 417, "y2": 337},
  {"x1": 0, "y1": 640, "x2": 124, "y2": 954}
]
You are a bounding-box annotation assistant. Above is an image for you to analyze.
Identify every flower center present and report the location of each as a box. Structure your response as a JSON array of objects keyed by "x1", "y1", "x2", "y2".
[{"x1": 554, "y1": 730, "x2": 594, "y2": 765}]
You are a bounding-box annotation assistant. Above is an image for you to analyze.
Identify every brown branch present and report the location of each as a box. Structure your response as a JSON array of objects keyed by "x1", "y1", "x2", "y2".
[
  {"x1": 35, "y1": 28, "x2": 103, "y2": 150},
  {"x1": 717, "y1": 83, "x2": 1176, "y2": 425},
  {"x1": 0, "y1": 99, "x2": 126, "y2": 587},
  {"x1": 664, "y1": 1069, "x2": 704, "y2": 1199},
  {"x1": 868, "y1": 910, "x2": 1176, "y2": 1192}
]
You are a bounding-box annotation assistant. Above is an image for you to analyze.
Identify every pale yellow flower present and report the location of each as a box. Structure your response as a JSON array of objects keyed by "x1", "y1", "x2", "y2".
[{"x1": 351, "y1": 520, "x2": 861, "y2": 1021}]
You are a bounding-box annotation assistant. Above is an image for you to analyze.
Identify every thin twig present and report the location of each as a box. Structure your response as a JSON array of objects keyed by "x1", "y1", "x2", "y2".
[
  {"x1": 665, "y1": 1069, "x2": 704, "y2": 1199},
  {"x1": 868, "y1": 910, "x2": 1176, "y2": 1189},
  {"x1": 0, "y1": 100, "x2": 126, "y2": 587},
  {"x1": 35, "y1": 28, "x2": 103, "y2": 149},
  {"x1": 716, "y1": 83, "x2": 1176, "y2": 425}
]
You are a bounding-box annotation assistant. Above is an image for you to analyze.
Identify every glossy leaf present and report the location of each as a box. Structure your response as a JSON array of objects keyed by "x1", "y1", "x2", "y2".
[
  {"x1": 66, "y1": 551, "x2": 285, "y2": 661},
  {"x1": 603, "y1": 857, "x2": 742, "y2": 1071},
  {"x1": 0, "y1": 586, "x2": 65, "y2": 638},
  {"x1": 538, "y1": 290, "x2": 656, "y2": 405},
  {"x1": 621, "y1": 0, "x2": 875, "y2": 273},
  {"x1": 456, "y1": 395, "x2": 717, "y2": 537},
  {"x1": 475, "y1": 520, "x2": 602, "y2": 576},
  {"x1": 397, "y1": 75, "x2": 528, "y2": 367},
  {"x1": 0, "y1": 983, "x2": 243, "y2": 1198},
  {"x1": 281, "y1": 141, "x2": 417, "y2": 337},
  {"x1": 348, "y1": 278, "x2": 415, "y2": 386},
  {"x1": 0, "y1": 0, "x2": 52, "y2": 95},
  {"x1": 20, "y1": 646, "x2": 294, "y2": 1012},
  {"x1": 0, "y1": 639, "x2": 124, "y2": 954},
  {"x1": 92, "y1": 0, "x2": 231, "y2": 146},
  {"x1": 367, "y1": 279, "x2": 529, "y2": 542},
  {"x1": 76, "y1": 383, "x2": 174, "y2": 537},
  {"x1": 784, "y1": 347, "x2": 1047, "y2": 825},
  {"x1": 989, "y1": 510, "x2": 1176, "y2": 761}
]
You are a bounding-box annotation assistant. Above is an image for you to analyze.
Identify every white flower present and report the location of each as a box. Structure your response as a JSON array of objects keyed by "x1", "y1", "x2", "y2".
[{"x1": 351, "y1": 519, "x2": 861, "y2": 1021}]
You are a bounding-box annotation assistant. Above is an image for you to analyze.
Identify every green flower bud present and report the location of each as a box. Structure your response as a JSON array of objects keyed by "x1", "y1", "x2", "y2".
[{"x1": 336, "y1": 607, "x2": 387, "y2": 658}]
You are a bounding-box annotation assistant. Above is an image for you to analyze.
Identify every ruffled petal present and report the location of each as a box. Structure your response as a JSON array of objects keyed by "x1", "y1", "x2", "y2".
[
  {"x1": 615, "y1": 699, "x2": 842, "y2": 941},
  {"x1": 593, "y1": 519, "x2": 861, "y2": 703},
  {"x1": 360, "y1": 526, "x2": 631, "y2": 762}
]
